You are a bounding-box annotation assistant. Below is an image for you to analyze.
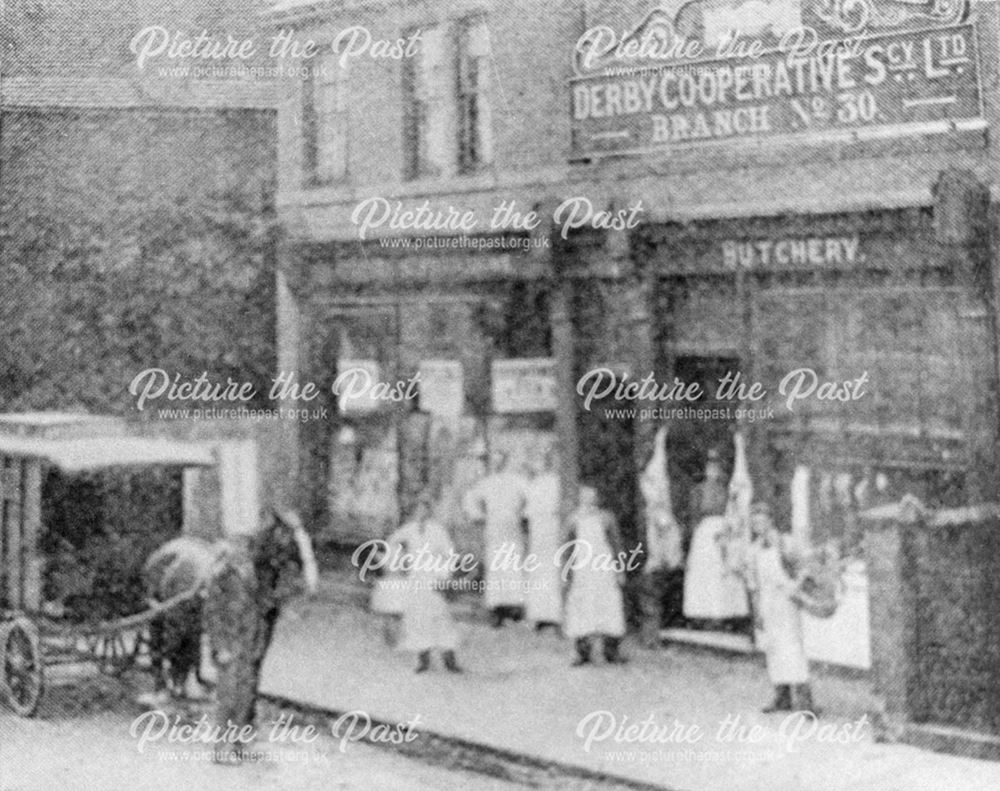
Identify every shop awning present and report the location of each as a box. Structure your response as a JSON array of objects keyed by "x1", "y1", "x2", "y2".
[{"x1": 0, "y1": 435, "x2": 216, "y2": 471}]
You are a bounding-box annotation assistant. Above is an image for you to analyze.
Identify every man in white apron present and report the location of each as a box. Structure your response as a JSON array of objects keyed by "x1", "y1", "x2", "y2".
[
  {"x1": 386, "y1": 495, "x2": 461, "y2": 673},
  {"x1": 524, "y1": 449, "x2": 563, "y2": 632},
  {"x1": 563, "y1": 485, "x2": 627, "y2": 665},
  {"x1": 463, "y1": 450, "x2": 529, "y2": 627},
  {"x1": 747, "y1": 501, "x2": 813, "y2": 713}
]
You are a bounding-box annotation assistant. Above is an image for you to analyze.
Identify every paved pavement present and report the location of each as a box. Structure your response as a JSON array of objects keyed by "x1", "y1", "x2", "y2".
[
  {"x1": 258, "y1": 571, "x2": 1000, "y2": 791},
  {"x1": 0, "y1": 707, "x2": 524, "y2": 791}
]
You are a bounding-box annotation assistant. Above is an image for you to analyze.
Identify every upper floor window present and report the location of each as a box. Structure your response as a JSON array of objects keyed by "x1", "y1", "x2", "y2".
[
  {"x1": 303, "y1": 52, "x2": 349, "y2": 185},
  {"x1": 457, "y1": 17, "x2": 493, "y2": 173},
  {"x1": 403, "y1": 18, "x2": 493, "y2": 181},
  {"x1": 403, "y1": 25, "x2": 450, "y2": 180}
]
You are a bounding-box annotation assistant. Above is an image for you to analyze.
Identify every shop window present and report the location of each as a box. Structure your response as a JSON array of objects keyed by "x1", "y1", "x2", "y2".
[
  {"x1": 303, "y1": 52, "x2": 349, "y2": 185},
  {"x1": 403, "y1": 24, "x2": 452, "y2": 180},
  {"x1": 474, "y1": 283, "x2": 551, "y2": 358},
  {"x1": 855, "y1": 293, "x2": 925, "y2": 354},
  {"x1": 456, "y1": 16, "x2": 493, "y2": 173},
  {"x1": 661, "y1": 277, "x2": 742, "y2": 354},
  {"x1": 502, "y1": 282, "x2": 550, "y2": 357},
  {"x1": 772, "y1": 461, "x2": 967, "y2": 560},
  {"x1": 758, "y1": 284, "x2": 977, "y2": 553},
  {"x1": 843, "y1": 290, "x2": 967, "y2": 435}
]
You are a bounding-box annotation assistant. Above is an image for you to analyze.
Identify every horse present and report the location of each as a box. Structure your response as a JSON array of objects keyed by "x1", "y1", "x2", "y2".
[{"x1": 141, "y1": 509, "x2": 319, "y2": 701}]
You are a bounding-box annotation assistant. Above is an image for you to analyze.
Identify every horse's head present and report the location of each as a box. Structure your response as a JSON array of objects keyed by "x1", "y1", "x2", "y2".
[
  {"x1": 143, "y1": 536, "x2": 222, "y2": 601},
  {"x1": 253, "y1": 509, "x2": 319, "y2": 602}
]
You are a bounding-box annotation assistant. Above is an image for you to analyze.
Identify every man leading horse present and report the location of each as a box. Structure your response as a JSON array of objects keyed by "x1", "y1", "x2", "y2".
[{"x1": 141, "y1": 509, "x2": 319, "y2": 763}]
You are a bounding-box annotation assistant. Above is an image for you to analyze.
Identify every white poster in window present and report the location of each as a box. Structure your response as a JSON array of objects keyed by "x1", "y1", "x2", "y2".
[
  {"x1": 419, "y1": 360, "x2": 464, "y2": 416},
  {"x1": 328, "y1": 421, "x2": 399, "y2": 542},
  {"x1": 491, "y1": 358, "x2": 557, "y2": 413},
  {"x1": 334, "y1": 359, "x2": 382, "y2": 413}
]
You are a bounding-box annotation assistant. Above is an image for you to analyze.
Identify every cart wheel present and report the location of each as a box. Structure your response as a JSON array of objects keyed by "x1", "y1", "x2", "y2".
[{"x1": 1, "y1": 618, "x2": 44, "y2": 717}]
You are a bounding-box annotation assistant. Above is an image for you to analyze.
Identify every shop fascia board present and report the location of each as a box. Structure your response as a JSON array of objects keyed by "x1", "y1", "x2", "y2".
[
  {"x1": 278, "y1": 147, "x2": 987, "y2": 236},
  {"x1": 278, "y1": 182, "x2": 933, "y2": 243},
  {"x1": 668, "y1": 188, "x2": 934, "y2": 222},
  {"x1": 276, "y1": 154, "x2": 994, "y2": 242},
  {"x1": 275, "y1": 159, "x2": 934, "y2": 219}
]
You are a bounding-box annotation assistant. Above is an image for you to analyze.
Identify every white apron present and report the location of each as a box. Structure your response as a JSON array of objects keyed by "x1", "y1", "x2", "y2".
[
  {"x1": 754, "y1": 543, "x2": 808, "y2": 684},
  {"x1": 464, "y1": 472, "x2": 528, "y2": 608},
  {"x1": 524, "y1": 472, "x2": 563, "y2": 624},
  {"x1": 683, "y1": 515, "x2": 750, "y2": 619},
  {"x1": 370, "y1": 573, "x2": 407, "y2": 615},
  {"x1": 387, "y1": 520, "x2": 459, "y2": 652},
  {"x1": 564, "y1": 510, "x2": 625, "y2": 639}
]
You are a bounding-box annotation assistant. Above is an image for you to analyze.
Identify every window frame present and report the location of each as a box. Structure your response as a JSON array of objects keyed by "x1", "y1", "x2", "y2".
[
  {"x1": 455, "y1": 14, "x2": 493, "y2": 175},
  {"x1": 402, "y1": 22, "x2": 455, "y2": 181},
  {"x1": 302, "y1": 50, "x2": 350, "y2": 187}
]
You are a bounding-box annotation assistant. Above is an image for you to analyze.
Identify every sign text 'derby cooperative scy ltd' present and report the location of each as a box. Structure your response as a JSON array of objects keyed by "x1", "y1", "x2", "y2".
[{"x1": 570, "y1": 1, "x2": 981, "y2": 157}]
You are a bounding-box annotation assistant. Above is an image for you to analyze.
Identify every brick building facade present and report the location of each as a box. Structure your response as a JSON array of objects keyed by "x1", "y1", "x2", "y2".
[{"x1": 266, "y1": 0, "x2": 1000, "y2": 751}]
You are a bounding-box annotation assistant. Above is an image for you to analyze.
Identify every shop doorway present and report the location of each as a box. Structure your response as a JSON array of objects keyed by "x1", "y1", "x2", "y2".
[
  {"x1": 669, "y1": 355, "x2": 739, "y2": 533},
  {"x1": 577, "y1": 384, "x2": 636, "y2": 537},
  {"x1": 576, "y1": 376, "x2": 639, "y2": 624},
  {"x1": 667, "y1": 355, "x2": 751, "y2": 641}
]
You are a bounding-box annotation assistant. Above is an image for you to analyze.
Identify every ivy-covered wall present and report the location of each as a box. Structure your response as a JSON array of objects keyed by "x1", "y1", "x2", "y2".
[{"x1": 0, "y1": 107, "x2": 278, "y2": 413}]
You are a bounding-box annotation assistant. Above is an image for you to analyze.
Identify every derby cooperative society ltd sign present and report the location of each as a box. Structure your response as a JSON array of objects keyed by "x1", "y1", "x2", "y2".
[{"x1": 571, "y1": 2, "x2": 983, "y2": 157}]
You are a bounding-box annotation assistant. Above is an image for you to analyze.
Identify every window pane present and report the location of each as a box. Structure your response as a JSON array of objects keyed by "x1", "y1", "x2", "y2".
[
  {"x1": 421, "y1": 26, "x2": 451, "y2": 176},
  {"x1": 316, "y1": 53, "x2": 348, "y2": 181},
  {"x1": 404, "y1": 25, "x2": 451, "y2": 179},
  {"x1": 301, "y1": 68, "x2": 318, "y2": 181},
  {"x1": 458, "y1": 19, "x2": 493, "y2": 171}
]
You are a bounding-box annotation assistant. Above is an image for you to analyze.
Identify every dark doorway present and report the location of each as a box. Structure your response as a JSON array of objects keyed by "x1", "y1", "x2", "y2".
[
  {"x1": 667, "y1": 355, "x2": 752, "y2": 637},
  {"x1": 576, "y1": 373, "x2": 639, "y2": 624},
  {"x1": 668, "y1": 355, "x2": 740, "y2": 546},
  {"x1": 576, "y1": 380, "x2": 636, "y2": 538}
]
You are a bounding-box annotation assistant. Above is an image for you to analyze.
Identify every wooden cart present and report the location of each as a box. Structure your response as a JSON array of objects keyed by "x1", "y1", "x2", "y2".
[{"x1": 0, "y1": 432, "x2": 216, "y2": 716}]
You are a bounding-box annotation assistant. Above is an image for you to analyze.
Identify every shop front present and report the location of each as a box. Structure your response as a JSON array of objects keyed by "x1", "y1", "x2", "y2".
[
  {"x1": 647, "y1": 206, "x2": 994, "y2": 515},
  {"x1": 297, "y1": 188, "x2": 1000, "y2": 654},
  {"x1": 561, "y1": 0, "x2": 1000, "y2": 669},
  {"x1": 286, "y1": 237, "x2": 561, "y2": 562},
  {"x1": 272, "y1": 0, "x2": 1000, "y2": 663},
  {"x1": 624, "y1": 200, "x2": 998, "y2": 667}
]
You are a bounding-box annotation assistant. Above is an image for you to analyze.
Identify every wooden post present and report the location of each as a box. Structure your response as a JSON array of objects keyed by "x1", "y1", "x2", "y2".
[
  {"x1": 861, "y1": 502, "x2": 921, "y2": 741},
  {"x1": 20, "y1": 460, "x2": 42, "y2": 612},
  {"x1": 535, "y1": 197, "x2": 579, "y2": 527},
  {"x1": 628, "y1": 269, "x2": 657, "y2": 498},
  {"x1": 625, "y1": 242, "x2": 664, "y2": 646},
  {"x1": 182, "y1": 468, "x2": 203, "y2": 536},
  {"x1": 551, "y1": 276, "x2": 578, "y2": 527},
  {"x1": 934, "y1": 168, "x2": 997, "y2": 500},
  {"x1": 732, "y1": 257, "x2": 775, "y2": 513},
  {"x1": 0, "y1": 456, "x2": 6, "y2": 608},
  {"x1": 5, "y1": 460, "x2": 23, "y2": 609}
]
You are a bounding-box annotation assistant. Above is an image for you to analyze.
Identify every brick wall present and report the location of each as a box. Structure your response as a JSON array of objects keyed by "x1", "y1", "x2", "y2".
[
  {"x1": 271, "y1": 1, "x2": 1000, "y2": 238},
  {"x1": 271, "y1": 0, "x2": 581, "y2": 200}
]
